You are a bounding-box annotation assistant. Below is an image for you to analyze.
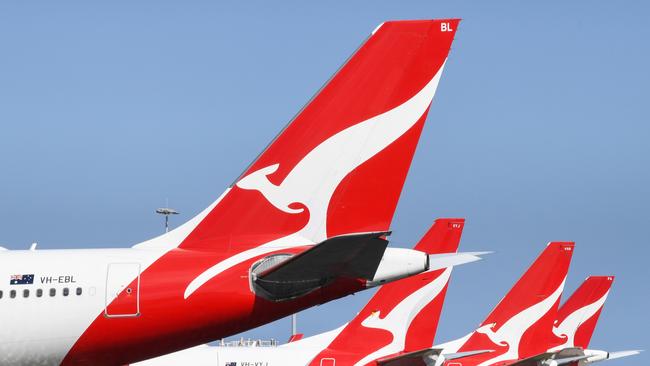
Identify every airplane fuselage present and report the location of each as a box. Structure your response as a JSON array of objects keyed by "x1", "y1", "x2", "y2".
[{"x1": 0, "y1": 246, "x2": 368, "y2": 365}]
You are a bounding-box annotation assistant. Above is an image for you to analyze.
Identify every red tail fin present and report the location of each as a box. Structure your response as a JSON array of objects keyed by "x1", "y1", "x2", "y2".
[
  {"x1": 406, "y1": 218, "x2": 465, "y2": 351},
  {"x1": 310, "y1": 218, "x2": 465, "y2": 364},
  {"x1": 452, "y1": 242, "x2": 574, "y2": 364},
  {"x1": 552, "y1": 276, "x2": 614, "y2": 350},
  {"x1": 151, "y1": 19, "x2": 459, "y2": 253},
  {"x1": 287, "y1": 333, "x2": 304, "y2": 343}
]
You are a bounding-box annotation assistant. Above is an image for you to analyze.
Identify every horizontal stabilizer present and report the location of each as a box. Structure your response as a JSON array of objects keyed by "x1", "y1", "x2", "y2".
[
  {"x1": 444, "y1": 349, "x2": 495, "y2": 360},
  {"x1": 608, "y1": 350, "x2": 643, "y2": 360},
  {"x1": 502, "y1": 347, "x2": 584, "y2": 366},
  {"x1": 506, "y1": 347, "x2": 643, "y2": 366},
  {"x1": 252, "y1": 232, "x2": 389, "y2": 301},
  {"x1": 427, "y1": 251, "x2": 490, "y2": 271},
  {"x1": 376, "y1": 348, "x2": 442, "y2": 366},
  {"x1": 376, "y1": 348, "x2": 492, "y2": 366},
  {"x1": 553, "y1": 355, "x2": 591, "y2": 365},
  {"x1": 505, "y1": 352, "x2": 562, "y2": 366}
]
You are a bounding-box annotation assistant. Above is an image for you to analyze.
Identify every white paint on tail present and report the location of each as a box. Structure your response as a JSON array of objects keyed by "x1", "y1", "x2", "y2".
[
  {"x1": 471, "y1": 278, "x2": 567, "y2": 366},
  {"x1": 184, "y1": 64, "x2": 447, "y2": 299},
  {"x1": 548, "y1": 291, "x2": 610, "y2": 351},
  {"x1": 352, "y1": 268, "x2": 452, "y2": 366}
]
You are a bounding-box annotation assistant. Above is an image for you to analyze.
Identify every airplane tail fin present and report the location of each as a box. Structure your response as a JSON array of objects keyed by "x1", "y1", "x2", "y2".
[
  {"x1": 404, "y1": 218, "x2": 465, "y2": 351},
  {"x1": 453, "y1": 242, "x2": 574, "y2": 362},
  {"x1": 137, "y1": 19, "x2": 460, "y2": 253},
  {"x1": 553, "y1": 276, "x2": 614, "y2": 350},
  {"x1": 287, "y1": 333, "x2": 304, "y2": 343},
  {"x1": 312, "y1": 218, "x2": 465, "y2": 362}
]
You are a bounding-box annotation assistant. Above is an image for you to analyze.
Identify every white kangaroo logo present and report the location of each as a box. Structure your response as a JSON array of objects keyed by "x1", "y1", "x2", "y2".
[
  {"x1": 236, "y1": 63, "x2": 446, "y2": 242},
  {"x1": 548, "y1": 291, "x2": 609, "y2": 351},
  {"x1": 472, "y1": 279, "x2": 566, "y2": 366},
  {"x1": 352, "y1": 268, "x2": 452, "y2": 366},
  {"x1": 184, "y1": 63, "x2": 447, "y2": 299}
]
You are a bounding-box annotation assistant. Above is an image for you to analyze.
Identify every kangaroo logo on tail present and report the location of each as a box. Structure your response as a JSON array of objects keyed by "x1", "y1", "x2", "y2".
[
  {"x1": 472, "y1": 279, "x2": 566, "y2": 366},
  {"x1": 184, "y1": 66, "x2": 446, "y2": 299}
]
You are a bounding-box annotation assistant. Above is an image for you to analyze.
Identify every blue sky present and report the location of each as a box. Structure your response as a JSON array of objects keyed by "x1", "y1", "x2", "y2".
[{"x1": 0, "y1": 1, "x2": 647, "y2": 363}]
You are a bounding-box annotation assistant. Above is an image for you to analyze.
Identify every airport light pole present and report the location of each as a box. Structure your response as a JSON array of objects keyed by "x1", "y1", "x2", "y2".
[{"x1": 156, "y1": 207, "x2": 179, "y2": 233}]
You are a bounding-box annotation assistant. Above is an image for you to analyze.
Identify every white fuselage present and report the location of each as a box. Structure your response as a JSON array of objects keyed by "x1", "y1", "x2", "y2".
[
  {"x1": 0, "y1": 247, "x2": 162, "y2": 365},
  {"x1": 135, "y1": 327, "x2": 343, "y2": 366}
]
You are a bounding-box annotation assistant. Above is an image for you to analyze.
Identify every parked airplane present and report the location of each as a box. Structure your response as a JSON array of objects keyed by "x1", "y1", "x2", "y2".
[
  {"x1": 433, "y1": 248, "x2": 641, "y2": 366},
  {"x1": 135, "y1": 237, "x2": 582, "y2": 366},
  {"x1": 507, "y1": 276, "x2": 642, "y2": 366},
  {"x1": 433, "y1": 242, "x2": 575, "y2": 366},
  {"x1": 0, "y1": 19, "x2": 472, "y2": 366},
  {"x1": 135, "y1": 218, "x2": 481, "y2": 366}
]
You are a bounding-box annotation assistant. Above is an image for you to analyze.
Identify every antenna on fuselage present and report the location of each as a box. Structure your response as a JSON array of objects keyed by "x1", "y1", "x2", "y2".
[{"x1": 156, "y1": 199, "x2": 179, "y2": 233}]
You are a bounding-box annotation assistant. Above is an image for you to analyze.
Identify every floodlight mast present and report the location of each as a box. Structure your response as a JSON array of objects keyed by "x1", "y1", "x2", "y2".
[{"x1": 155, "y1": 207, "x2": 179, "y2": 233}]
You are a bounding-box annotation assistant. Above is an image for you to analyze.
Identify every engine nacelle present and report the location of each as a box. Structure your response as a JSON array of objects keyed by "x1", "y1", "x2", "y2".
[
  {"x1": 583, "y1": 349, "x2": 609, "y2": 363},
  {"x1": 366, "y1": 247, "x2": 429, "y2": 287}
]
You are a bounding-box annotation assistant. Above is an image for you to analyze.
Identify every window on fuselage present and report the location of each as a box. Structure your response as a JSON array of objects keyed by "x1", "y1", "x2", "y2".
[
  {"x1": 10, "y1": 290, "x2": 16, "y2": 298},
  {"x1": 63, "y1": 288, "x2": 69, "y2": 296},
  {"x1": 76, "y1": 287, "x2": 82, "y2": 296},
  {"x1": 0, "y1": 290, "x2": 3, "y2": 299},
  {"x1": 23, "y1": 289, "x2": 29, "y2": 298},
  {"x1": 36, "y1": 289, "x2": 43, "y2": 297},
  {"x1": 49, "y1": 288, "x2": 56, "y2": 297}
]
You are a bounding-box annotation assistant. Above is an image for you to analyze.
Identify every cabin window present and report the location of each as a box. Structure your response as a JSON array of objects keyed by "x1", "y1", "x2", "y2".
[
  {"x1": 76, "y1": 287, "x2": 82, "y2": 296},
  {"x1": 49, "y1": 288, "x2": 56, "y2": 297},
  {"x1": 36, "y1": 289, "x2": 43, "y2": 297},
  {"x1": 23, "y1": 289, "x2": 29, "y2": 298},
  {"x1": 10, "y1": 290, "x2": 16, "y2": 298},
  {"x1": 0, "y1": 290, "x2": 3, "y2": 299},
  {"x1": 63, "y1": 288, "x2": 69, "y2": 297}
]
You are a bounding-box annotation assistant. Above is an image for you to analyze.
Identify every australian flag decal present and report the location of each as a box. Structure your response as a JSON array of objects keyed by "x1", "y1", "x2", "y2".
[
  {"x1": 10, "y1": 274, "x2": 34, "y2": 285},
  {"x1": 225, "y1": 363, "x2": 237, "y2": 366}
]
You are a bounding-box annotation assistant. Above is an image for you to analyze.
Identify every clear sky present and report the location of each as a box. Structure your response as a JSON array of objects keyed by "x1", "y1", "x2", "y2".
[{"x1": 0, "y1": 1, "x2": 647, "y2": 363}]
